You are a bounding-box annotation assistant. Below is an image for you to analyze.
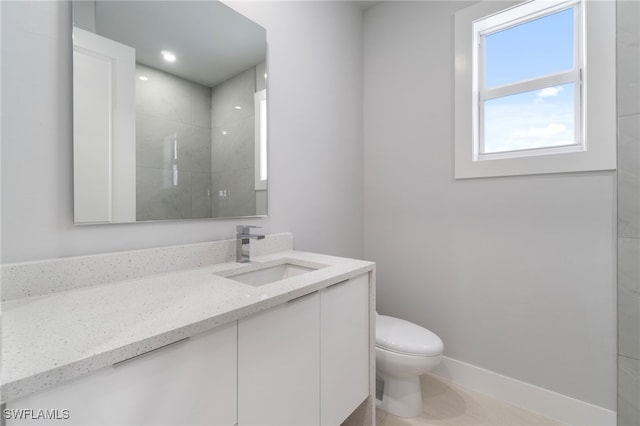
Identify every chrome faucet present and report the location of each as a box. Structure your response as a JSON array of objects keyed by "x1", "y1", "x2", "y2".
[{"x1": 236, "y1": 225, "x2": 265, "y2": 263}]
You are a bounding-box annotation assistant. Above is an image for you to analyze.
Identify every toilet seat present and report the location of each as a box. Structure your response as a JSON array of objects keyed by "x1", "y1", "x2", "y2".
[{"x1": 376, "y1": 315, "x2": 443, "y2": 357}]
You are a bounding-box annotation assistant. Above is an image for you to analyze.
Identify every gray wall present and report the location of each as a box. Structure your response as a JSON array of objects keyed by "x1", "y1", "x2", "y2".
[
  {"x1": 210, "y1": 67, "x2": 257, "y2": 218},
  {"x1": 0, "y1": 0, "x2": 364, "y2": 263},
  {"x1": 363, "y1": 1, "x2": 617, "y2": 410},
  {"x1": 617, "y1": 1, "x2": 640, "y2": 424},
  {"x1": 135, "y1": 64, "x2": 213, "y2": 221}
]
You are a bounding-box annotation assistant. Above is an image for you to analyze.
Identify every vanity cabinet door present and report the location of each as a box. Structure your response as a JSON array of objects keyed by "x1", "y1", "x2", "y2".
[
  {"x1": 238, "y1": 292, "x2": 320, "y2": 426},
  {"x1": 5, "y1": 322, "x2": 237, "y2": 426},
  {"x1": 320, "y1": 274, "x2": 370, "y2": 426}
]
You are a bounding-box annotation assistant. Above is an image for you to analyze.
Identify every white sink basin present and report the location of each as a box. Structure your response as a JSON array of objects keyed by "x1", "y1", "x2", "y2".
[{"x1": 218, "y1": 260, "x2": 326, "y2": 287}]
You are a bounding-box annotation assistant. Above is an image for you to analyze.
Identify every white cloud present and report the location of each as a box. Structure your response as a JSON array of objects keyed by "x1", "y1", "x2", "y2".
[{"x1": 536, "y1": 86, "x2": 564, "y2": 101}]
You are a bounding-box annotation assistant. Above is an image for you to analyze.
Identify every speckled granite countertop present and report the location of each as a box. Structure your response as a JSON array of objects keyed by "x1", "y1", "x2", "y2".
[{"x1": 1, "y1": 250, "x2": 374, "y2": 403}]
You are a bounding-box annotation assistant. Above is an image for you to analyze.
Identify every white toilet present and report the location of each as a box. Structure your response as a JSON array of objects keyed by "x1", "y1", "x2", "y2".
[{"x1": 375, "y1": 313, "x2": 444, "y2": 418}]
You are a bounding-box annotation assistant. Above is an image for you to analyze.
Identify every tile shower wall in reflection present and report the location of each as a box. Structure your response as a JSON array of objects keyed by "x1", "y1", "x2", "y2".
[
  {"x1": 135, "y1": 64, "x2": 213, "y2": 220},
  {"x1": 617, "y1": 1, "x2": 640, "y2": 425},
  {"x1": 211, "y1": 68, "x2": 258, "y2": 218}
]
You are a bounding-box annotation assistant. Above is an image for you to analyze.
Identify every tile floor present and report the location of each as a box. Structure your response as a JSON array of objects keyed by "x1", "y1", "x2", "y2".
[{"x1": 376, "y1": 374, "x2": 565, "y2": 426}]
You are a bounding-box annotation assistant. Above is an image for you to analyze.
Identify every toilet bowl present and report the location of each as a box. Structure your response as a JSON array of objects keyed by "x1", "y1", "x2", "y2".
[{"x1": 376, "y1": 314, "x2": 443, "y2": 418}]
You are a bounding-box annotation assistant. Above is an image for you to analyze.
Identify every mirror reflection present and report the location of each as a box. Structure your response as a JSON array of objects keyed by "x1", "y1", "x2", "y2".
[{"x1": 72, "y1": 1, "x2": 267, "y2": 224}]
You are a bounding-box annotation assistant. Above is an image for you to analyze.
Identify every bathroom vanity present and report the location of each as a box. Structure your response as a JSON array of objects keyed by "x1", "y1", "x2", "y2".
[{"x1": 1, "y1": 234, "x2": 375, "y2": 425}]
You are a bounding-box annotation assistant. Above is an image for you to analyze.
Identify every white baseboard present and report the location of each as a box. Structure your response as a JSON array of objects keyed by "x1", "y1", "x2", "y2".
[{"x1": 430, "y1": 356, "x2": 616, "y2": 426}]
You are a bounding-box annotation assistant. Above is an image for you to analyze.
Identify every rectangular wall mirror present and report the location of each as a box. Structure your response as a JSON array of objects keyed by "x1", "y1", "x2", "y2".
[{"x1": 72, "y1": 1, "x2": 268, "y2": 224}]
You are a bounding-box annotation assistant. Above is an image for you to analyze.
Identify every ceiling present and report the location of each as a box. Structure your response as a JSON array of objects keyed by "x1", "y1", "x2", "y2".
[
  {"x1": 354, "y1": 1, "x2": 382, "y2": 10},
  {"x1": 94, "y1": 1, "x2": 266, "y2": 87}
]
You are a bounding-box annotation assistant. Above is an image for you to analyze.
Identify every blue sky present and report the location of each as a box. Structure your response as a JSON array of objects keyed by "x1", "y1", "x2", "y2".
[
  {"x1": 484, "y1": 83, "x2": 575, "y2": 153},
  {"x1": 482, "y1": 7, "x2": 576, "y2": 153},
  {"x1": 485, "y1": 7, "x2": 574, "y2": 88}
]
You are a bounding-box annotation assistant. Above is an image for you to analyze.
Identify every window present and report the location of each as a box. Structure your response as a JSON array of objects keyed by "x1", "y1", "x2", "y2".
[
  {"x1": 454, "y1": 0, "x2": 616, "y2": 179},
  {"x1": 254, "y1": 89, "x2": 268, "y2": 190},
  {"x1": 476, "y1": 2, "x2": 581, "y2": 159}
]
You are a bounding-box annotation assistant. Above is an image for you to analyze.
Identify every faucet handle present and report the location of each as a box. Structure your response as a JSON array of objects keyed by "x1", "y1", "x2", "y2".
[{"x1": 236, "y1": 225, "x2": 262, "y2": 234}]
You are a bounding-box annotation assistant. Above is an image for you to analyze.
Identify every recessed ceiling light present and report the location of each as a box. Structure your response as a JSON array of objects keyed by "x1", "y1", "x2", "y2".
[
  {"x1": 234, "y1": 106, "x2": 242, "y2": 110},
  {"x1": 139, "y1": 76, "x2": 148, "y2": 81},
  {"x1": 161, "y1": 50, "x2": 176, "y2": 62}
]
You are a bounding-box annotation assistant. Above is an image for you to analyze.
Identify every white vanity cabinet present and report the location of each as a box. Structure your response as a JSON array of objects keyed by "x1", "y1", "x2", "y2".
[
  {"x1": 238, "y1": 291, "x2": 321, "y2": 426},
  {"x1": 237, "y1": 273, "x2": 371, "y2": 426},
  {"x1": 320, "y1": 274, "x2": 370, "y2": 425},
  {"x1": 5, "y1": 322, "x2": 237, "y2": 426},
  {"x1": 4, "y1": 272, "x2": 373, "y2": 426}
]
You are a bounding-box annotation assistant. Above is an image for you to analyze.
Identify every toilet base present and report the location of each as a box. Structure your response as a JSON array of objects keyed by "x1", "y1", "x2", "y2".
[{"x1": 379, "y1": 373, "x2": 423, "y2": 418}]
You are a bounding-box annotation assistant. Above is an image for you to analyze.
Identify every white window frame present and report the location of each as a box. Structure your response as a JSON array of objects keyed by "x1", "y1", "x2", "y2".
[
  {"x1": 454, "y1": 0, "x2": 616, "y2": 179},
  {"x1": 254, "y1": 89, "x2": 268, "y2": 191},
  {"x1": 475, "y1": 0, "x2": 582, "y2": 160}
]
